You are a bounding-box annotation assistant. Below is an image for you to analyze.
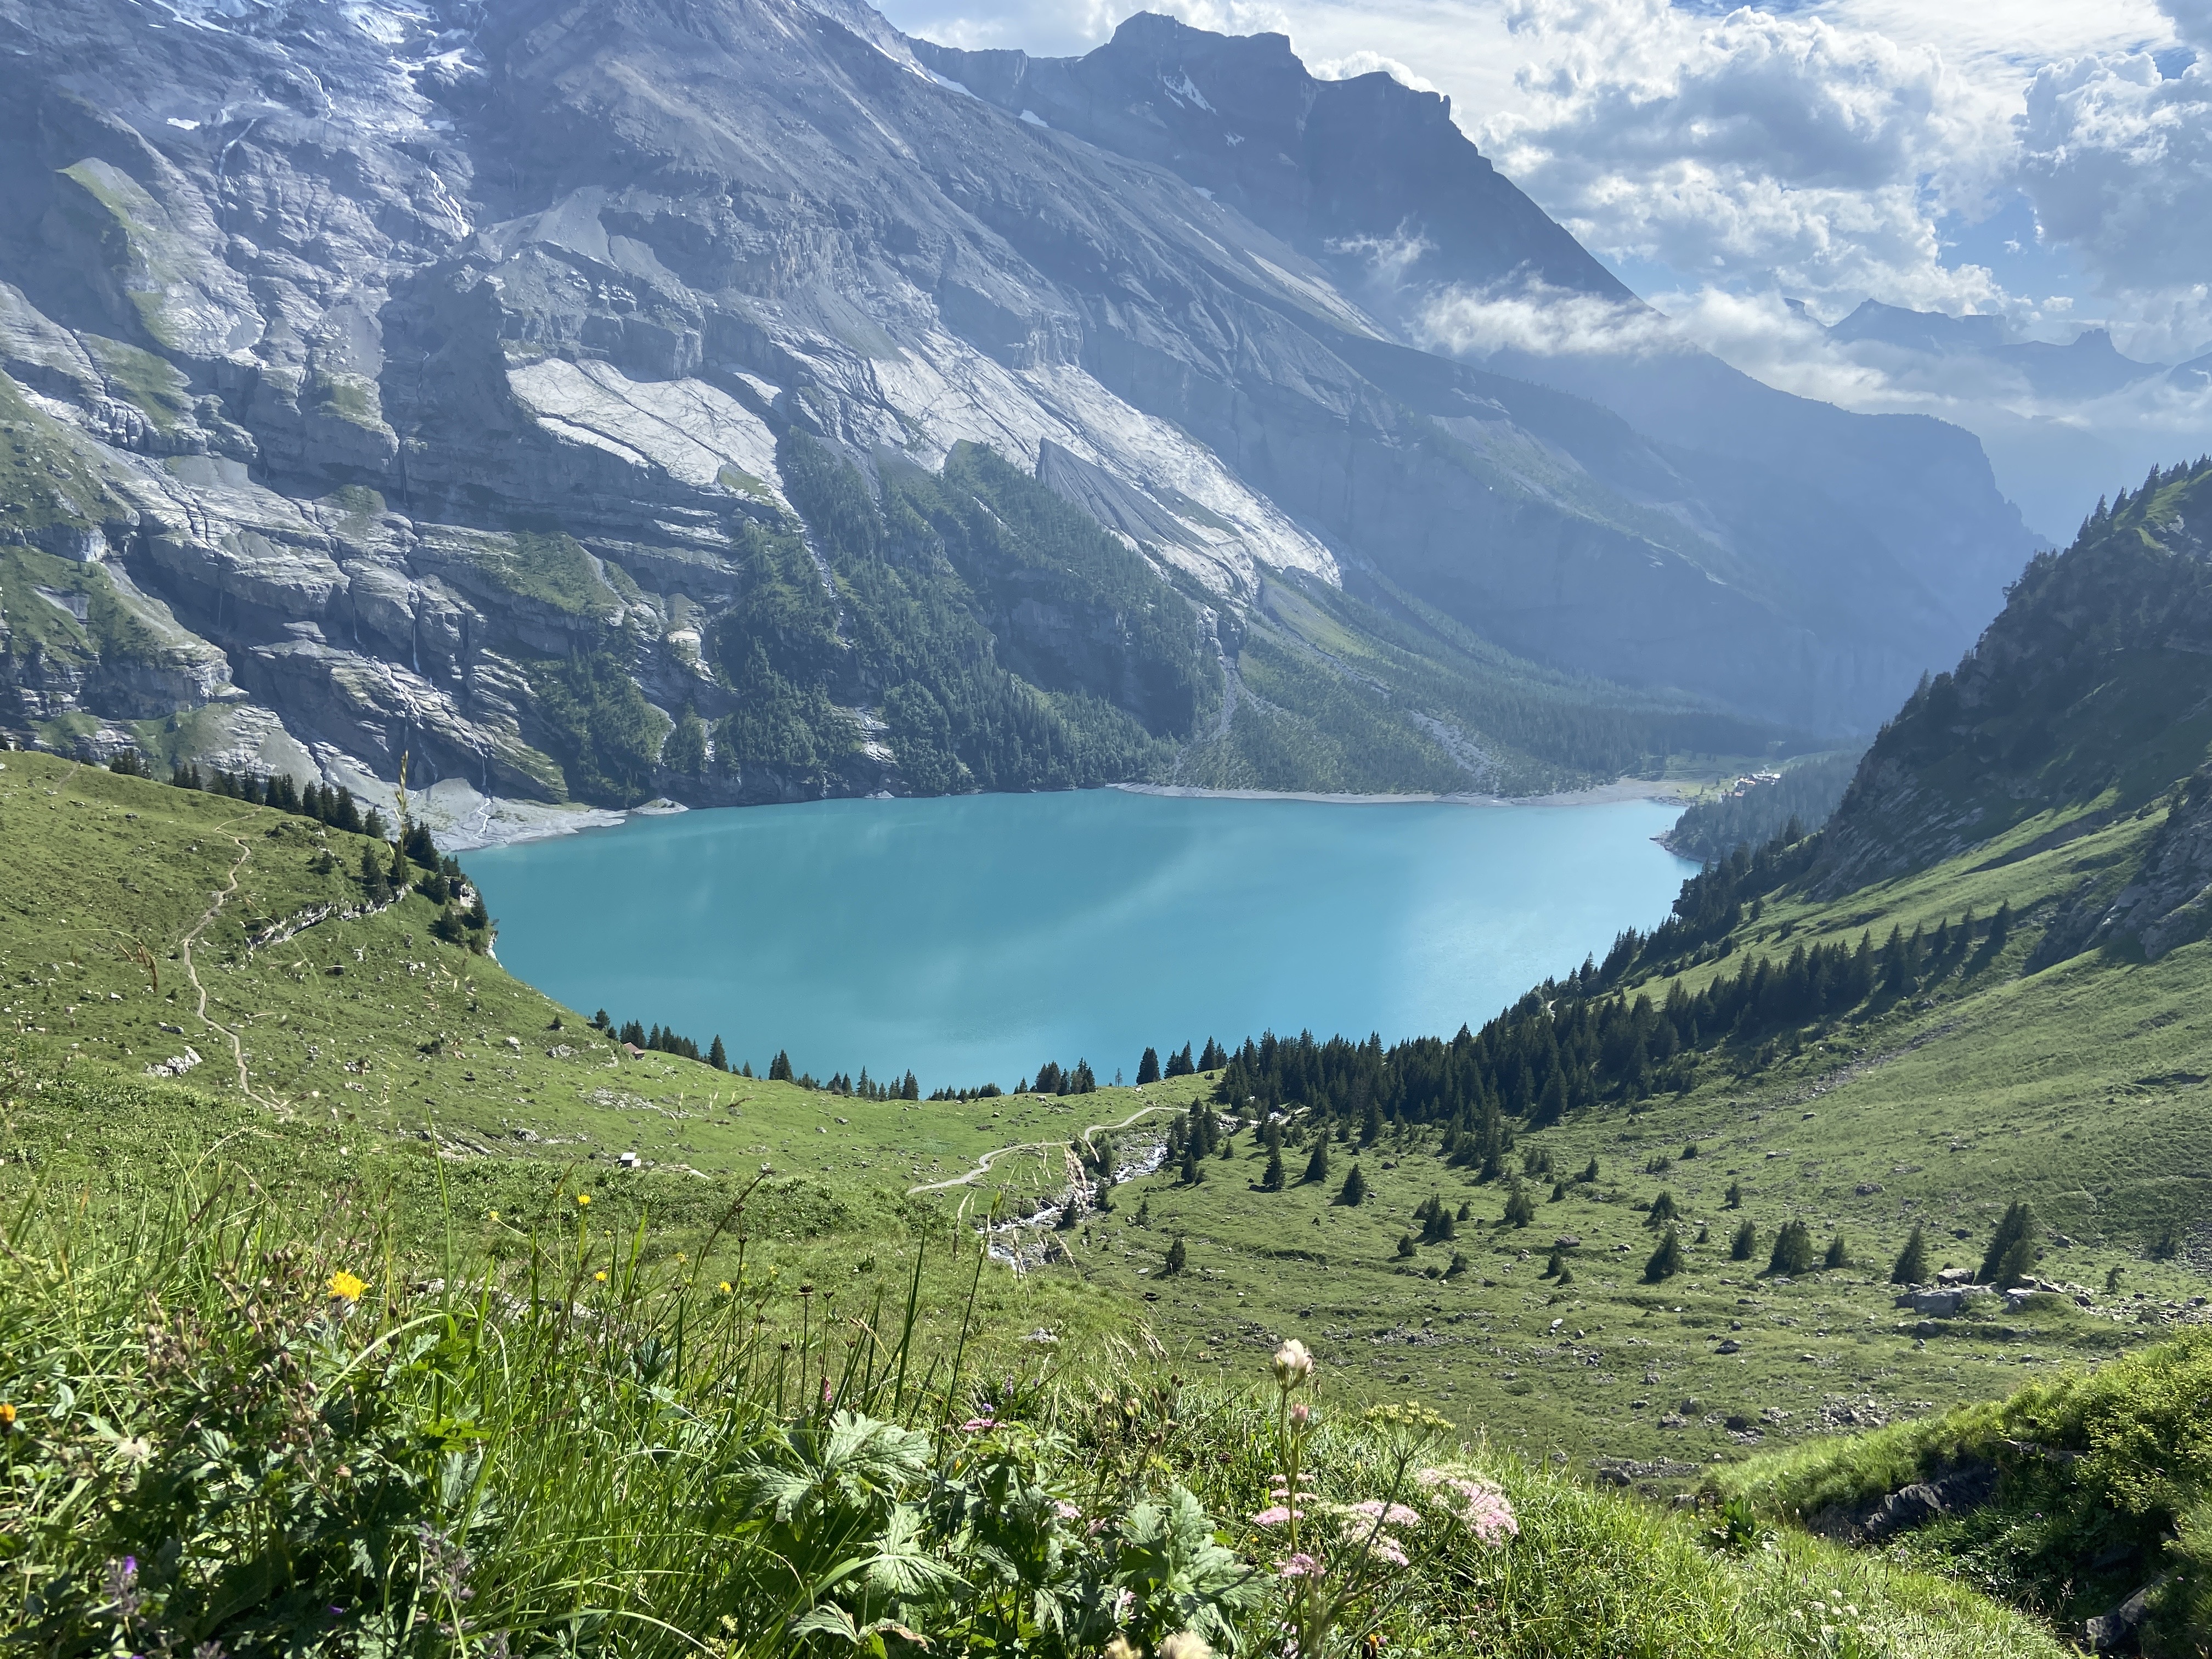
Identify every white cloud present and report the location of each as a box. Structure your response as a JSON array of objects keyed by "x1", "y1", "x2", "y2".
[
  {"x1": 1418, "y1": 278, "x2": 1689, "y2": 359},
  {"x1": 871, "y1": 0, "x2": 2212, "y2": 501},
  {"x1": 1473, "y1": 0, "x2": 2017, "y2": 315},
  {"x1": 2015, "y1": 52, "x2": 2212, "y2": 356},
  {"x1": 1310, "y1": 50, "x2": 1436, "y2": 92}
]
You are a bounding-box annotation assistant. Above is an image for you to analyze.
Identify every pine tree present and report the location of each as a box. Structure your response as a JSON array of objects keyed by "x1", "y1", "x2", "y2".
[
  {"x1": 1446, "y1": 1251, "x2": 1469, "y2": 1279},
  {"x1": 1989, "y1": 900, "x2": 2013, "y2": 951},
  {"x1": 1823, "y1": 1233, "x2": 1850, "y2": 1271},
  {"x1": 1180, "y1": 1146, "x2": 1204, "y2": 1186},
  {"x1": 1645, "y1": 1226, "x2": 1684, "y2": 1283},
  {"x1": 1302, "y1": 1139, "x2": 1331, "y2": 1184},
  {"x1": 1978, "y1": 1201, "x2": 2038, "y2": 1285},
  {"x1": 1200, "y1": 1037, "x2": 1226, "y2": 1069},
  {"x1": 1163, "y1": 1235, "x2": 1187, "y2": 1276},
  {"x1": 1768, "y1": 1220, "x2": 1816, "y2": 1276},
  {"x1": 1545, "y1": 1247, "x2": 1565, "y2": 1277},
  {"x1": 1136, "y1": 1046, "x2": 1161, "y2": 1086},
  {"x1": 1724, "y1": 1180, "x2": 1743, "y2": 1209},
  {"x1": 359, "y1": 845, "x2": 392, "y2": 905},
  {"x1": 1891, "y1": 1225, "x2": 1928, "y2": 1284},
  {"x1": 1503, "y1": 1181, "x2": 1536, "y2": 1228},
  {"x1": 386, "y1": 839, "x2": 408, "y2": 890},
  {"x1": 1396, "y1": 1234, "x2": 1417, "y2": 1259},
  {"x1": 769, "y1": 1051, "x2": 793, "y2": 1082},
  {"x1": 1730, "y1": 1220, "x2": 1757, "y2": 1261},
  {"x1": 1337, "y1": 1164, "x2": 1368, "y2": 1206},
  {"x1": 1647, "y1": 1190, "x2": 1679, "y2": 1227},
  {"x1": 1581, "y1": 1157, "x2": 1600, "y2": 1183},
  {"x1": 1457, "y1": 1199, "x2": 1472, "y2": 1221},
  {"x1": 708, "y1": 1035, "x2": 729, "y2": 1071},
  {"x1": 1261, "y1": 1147, "x2": 1285, "y2": 1190}
]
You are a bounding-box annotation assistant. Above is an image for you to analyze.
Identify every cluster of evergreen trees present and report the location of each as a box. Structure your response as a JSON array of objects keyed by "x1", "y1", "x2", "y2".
[
  {"x1": 1211, "y1": 901, "x2": 2010, "y2": 1143},
  {"x1": 137, "y1": 752, "x2": 494, "y2": 950},
  {"x1": 1662, "y1": 751, "x2": 1860, "y2": 866},
  {"x1": 1133, "y1": 1040, "x2": 1227, "y2": 1084},
  {"x1": 595, "y1": 1014, "x2": 729, "y2": 1069},
  {"x1": 1022, "y1": 1059, "x2": 1097, "y2": 1097},
  {"x1": 161, "y1": 759, "x2": 391, "y2": 840},
  {"x1": 1165, "y1": 1099, "x2": 1233, "y2": 1186},
  {"x1": 831, "y1": 1068, "x2": 921, "y2": 1101},
  {"x1": 925, "y1": 1083, "x2": 1005, "y2": 1103},
  {"x1": 704, "y1": 435, "x2": 1210, "y2": 794}
]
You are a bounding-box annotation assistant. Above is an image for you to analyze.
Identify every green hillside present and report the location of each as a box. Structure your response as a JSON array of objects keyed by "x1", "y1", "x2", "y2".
[
  {"x1": 9, "y1": 462, "x2": 2212, "y2": 1653},
  {"x1": 0, "y1": 746, "x2": 2066, "y2": 1658}
]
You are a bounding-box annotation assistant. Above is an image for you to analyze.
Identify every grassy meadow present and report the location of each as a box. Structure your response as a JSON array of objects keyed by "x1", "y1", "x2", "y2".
[{"x1": 3, "y1": 746, "x2": 2208, "y2": 1653}]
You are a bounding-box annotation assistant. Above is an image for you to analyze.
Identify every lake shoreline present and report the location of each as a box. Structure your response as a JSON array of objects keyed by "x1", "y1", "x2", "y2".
[
  {"x1": 1113, "y1": 779, "x2": 1696, "y2": 810},
  {"x1": 435, "y1": 776, "x2": 1695, "y2": 853}
]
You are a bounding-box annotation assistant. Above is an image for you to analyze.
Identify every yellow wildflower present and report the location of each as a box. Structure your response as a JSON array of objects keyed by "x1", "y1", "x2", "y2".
[
  {"x1": 327, "y1": 1269, "x2": 367, "y2": 1301},
  {"x1": 718, "y1": 1280, "x2": 733, "y2": 1295},
  {"x1": 0, "y1": 1402, "x2": 16, "y2": 1428},
  {"x1": 594, "y1": 1271, "x2": 608, "y2": 1283},
  {"x1": 575, "y1": 1193, "x2": 591, "y2": 1206}
]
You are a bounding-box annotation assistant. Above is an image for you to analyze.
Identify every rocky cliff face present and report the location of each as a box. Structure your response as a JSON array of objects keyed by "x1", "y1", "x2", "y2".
[{"x1": 0, "y1": 0, "x2": 2036, "y2": 828}]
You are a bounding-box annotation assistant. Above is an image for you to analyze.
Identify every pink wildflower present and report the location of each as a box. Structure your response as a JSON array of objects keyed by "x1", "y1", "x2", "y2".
[
  {"x1": 1416, "y1": 1470, "x2": 1519, "y2": 1544},
  {"x1": 1251, "y1": 1506, "x2": 1295, "y2": 1527},
  {"x1": 960, "y1": 1417, "x2": 996, "y2": 1432},
  {"x1": 1277, "y1": 1553, "x2": 1321, "y2": 1579}
]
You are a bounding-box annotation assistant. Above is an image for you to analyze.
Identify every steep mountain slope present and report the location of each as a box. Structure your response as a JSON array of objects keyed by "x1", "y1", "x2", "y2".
[
  {"x1": 0, "y1": 0, "x2": 2027, "y2": 816},
  {"x1": 917, "y1": 14, "x2": 2037, "y2": 671},
  {"x1": 1808, "y1": 460, "x2": 2212, "y2": 905}
]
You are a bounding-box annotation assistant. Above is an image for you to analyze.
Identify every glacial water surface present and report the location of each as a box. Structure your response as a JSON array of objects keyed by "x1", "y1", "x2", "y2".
[{"x1": 467, "y1": 789, "x2": 1696, "y2": 1088}]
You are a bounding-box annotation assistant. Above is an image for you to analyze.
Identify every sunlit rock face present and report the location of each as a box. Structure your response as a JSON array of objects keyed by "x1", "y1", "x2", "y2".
[{"x1": 0, "y1": 0, "x2": 2032, "y2": 808}]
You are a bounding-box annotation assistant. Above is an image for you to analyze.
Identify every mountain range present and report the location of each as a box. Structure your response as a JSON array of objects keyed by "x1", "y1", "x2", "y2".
[{"x1": 0, "y1": 0, "x2": 2039, "y2": 823}]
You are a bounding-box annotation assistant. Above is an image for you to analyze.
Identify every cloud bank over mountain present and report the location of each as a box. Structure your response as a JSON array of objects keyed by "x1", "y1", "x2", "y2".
[{"x1": 878, "y1": 0, "x2": 2212, "y2": 535}]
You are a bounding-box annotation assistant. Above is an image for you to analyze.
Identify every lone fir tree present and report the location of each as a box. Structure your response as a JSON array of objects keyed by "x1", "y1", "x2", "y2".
[
  {"x1": 1768, "y1": 1220, "x2": 1816, "y2": 1277},
  {"x1": 1302, "y1": 1138, "x2": 1331, "y2": 1184},
  {"x1": 1891, "y1": 1225, "x2": 1928, "y2": 1284},
  {"x1": 1645, "y1": 1225, "x2": 1684, "y2": 1283},
  {"x1": 1978, "y1": 1201, "x2": 2039, "y2": 1286},
  {"x1": 1337, "y1": 1163, "x2": 1368, "y2": 1206}
]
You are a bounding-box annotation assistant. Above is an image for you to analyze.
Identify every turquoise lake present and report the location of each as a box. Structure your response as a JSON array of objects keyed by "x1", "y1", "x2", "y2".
[{"x1": 467, "y1": 789, "x2": 1696, "y2": 1089}]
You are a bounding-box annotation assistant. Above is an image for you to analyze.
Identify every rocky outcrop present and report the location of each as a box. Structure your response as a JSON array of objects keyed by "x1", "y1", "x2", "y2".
[{"x1": 2090, "y1": 768, "x2": 2212, "y2": 960}]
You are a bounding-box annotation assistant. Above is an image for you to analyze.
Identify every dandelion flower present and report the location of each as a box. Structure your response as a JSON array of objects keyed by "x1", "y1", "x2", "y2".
[
  {"x1": 327, "y1": 1269, "x2": 367, "y2": 1301},
  {"x1": 488, "y1": 1210, "x2": 499, "y2": 1222},
  {"x1": 594, "y1": 1271, "x2": 607, "y2": 1283},
  {"x1": 1272, "y1": 1338, "x2": 1316, "y2": 1388},
  {"x1": 718, "y1": 1280, "x2": 733, "y2": 1295},
  {"x1": 575, "y1": 1193, "x2": 591, "y2": 1207},
  {"x1": 0, "y1": 1402, "x2": 15, "y2": 1428}
]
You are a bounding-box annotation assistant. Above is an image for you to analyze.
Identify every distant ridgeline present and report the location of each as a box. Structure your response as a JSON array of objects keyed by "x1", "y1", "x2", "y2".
[
  {"x1": 1661, "y1": 749, "x2": 1861, "y2": 865},
  {"x1": 1208, "y1": 457, "x2": 2212, "y2": 1170}
]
